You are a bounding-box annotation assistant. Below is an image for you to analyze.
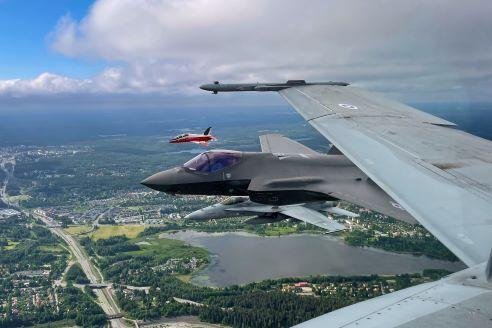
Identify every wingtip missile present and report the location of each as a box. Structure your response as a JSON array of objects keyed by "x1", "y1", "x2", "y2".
[{"x1": 200, "y1": 80, "x2": 349, "y2": 94}]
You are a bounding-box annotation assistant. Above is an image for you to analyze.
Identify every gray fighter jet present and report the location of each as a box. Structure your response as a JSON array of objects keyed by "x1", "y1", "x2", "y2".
[
  {"x1": 142, "y1": 134, "x2": 416, "y2": 225},
  {"x1": 184, "y1": 196, "x2": 358, "y2": 233}
]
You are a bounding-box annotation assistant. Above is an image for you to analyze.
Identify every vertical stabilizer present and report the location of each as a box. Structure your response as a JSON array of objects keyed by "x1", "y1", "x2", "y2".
[{"x1": 203, "y1": 127, "x2": 212, "y2": 135}]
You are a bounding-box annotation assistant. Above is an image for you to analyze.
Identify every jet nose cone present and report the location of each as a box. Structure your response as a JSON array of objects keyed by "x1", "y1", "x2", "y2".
[
  {"x1": 140, "y1": 176, "x2": 153, "y2": 187},
  {"x1": 184, "y1": 212, "x2": 197, "y2": 220},
  {"x1": 141, "y1": 169, "x2": 177, "y2": 192},
  {"x1": 200, "y1": 84, "x2": 212, "y2": 91}
]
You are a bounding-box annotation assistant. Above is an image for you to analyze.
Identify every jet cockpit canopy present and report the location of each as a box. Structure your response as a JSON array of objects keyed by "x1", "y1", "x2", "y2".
[
  {"x1": 174, "y1": 133, "x2": 189, "y2": 139},
  {"x1": 183, "y1": 150, "x2": 242, "y2": 173}
]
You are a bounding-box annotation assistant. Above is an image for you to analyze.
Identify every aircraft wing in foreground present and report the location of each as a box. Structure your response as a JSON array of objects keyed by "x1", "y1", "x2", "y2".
[{"x1": 201, "y1": 81, "x2": 492, "y2": 327}]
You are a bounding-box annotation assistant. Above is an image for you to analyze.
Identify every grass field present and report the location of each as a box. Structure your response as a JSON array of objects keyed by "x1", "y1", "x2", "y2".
[
  {"x1": 129, "y1": 237, "x2": 209, "y2": 262},
  {"x1": 32, "y1": 319, "x2": 76, "y2": 327},
  {"x1": 64, "y1": 225, "x2": 93, "y2": 235},
  {"x1": 5, "y1": 240, "x2": 19, "y2": 250},
  {"x1": 90, "y1": 225, "x2": 146, "y2": 240},
  {"x1": 5, "y1": 194, "x2": 31, "y2": 203},
  {"x1": 177, "y1": 274, "x2": 192, "y2": 282},
  {"x1": 261, "y1": 226, "x2": 299, "y2": 236}
]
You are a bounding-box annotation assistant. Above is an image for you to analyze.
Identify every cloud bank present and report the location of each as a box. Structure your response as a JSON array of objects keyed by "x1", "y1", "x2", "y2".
[{"x1": 2, "y1": 0, "x2": 492, "y2": 103}]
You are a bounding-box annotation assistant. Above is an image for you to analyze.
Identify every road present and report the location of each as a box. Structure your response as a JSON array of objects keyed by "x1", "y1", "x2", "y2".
[
  {"x1": 4, "y1": 154, "x2": 131, "y2": 327},
  {"x1": 34, "y1": 211, "x2": 130, "y2": 328},
  {"x1": 0, "y1": 158, "x2": 15, "y2": 207}
]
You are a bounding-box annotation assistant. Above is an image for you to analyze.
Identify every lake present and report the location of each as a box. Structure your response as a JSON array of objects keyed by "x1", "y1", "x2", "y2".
[{"x1": 163, "y1": 230, "x2": 466, "y2": 287}]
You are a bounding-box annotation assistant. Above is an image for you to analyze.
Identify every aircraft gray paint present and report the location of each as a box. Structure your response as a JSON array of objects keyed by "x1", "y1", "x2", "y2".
[
  {"x1": 196, "y1": 81, "x2": 492, "y2": 328},
  {"x1": 141, "y1": 134, "x2": 416, "y2": 225},
  {"x1": 200, "y1": 79, "x2": 348, "y2": 93},
  {"x1": 185, "y1": 196, "x2": 357, "y2": 233}
]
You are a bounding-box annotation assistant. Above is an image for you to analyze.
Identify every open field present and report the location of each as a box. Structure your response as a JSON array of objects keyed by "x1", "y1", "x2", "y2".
[
  {"x1": 5, "y1": 240, "x2": 19, "y2": 250},
  {"x1": 64, "y1": 225, "x2": 93, "y2": 235},
  {"x1": 31, "y1": 319, "x2": 76, "y2": 327},
  {"x1": 177, "y1": 274, "x2": 193, "y2": 283},
  {"x1": 5, "y1": 194, "x2": 31, "y2": 203},
  {"x1": 90, "y1": 224, "x2": 146, "y2": 240}
]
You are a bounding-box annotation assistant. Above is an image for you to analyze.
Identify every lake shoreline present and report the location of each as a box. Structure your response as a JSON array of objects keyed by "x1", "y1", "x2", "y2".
[{"x1": 162, "y1": 230, "x2": 466, "y2": 287}]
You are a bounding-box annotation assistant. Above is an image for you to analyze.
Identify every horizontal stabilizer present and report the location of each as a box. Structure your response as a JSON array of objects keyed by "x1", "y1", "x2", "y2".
[
  {"x1": 325, "y1": 207, "x2": 359, "y2": 218},
  {"x1": 281, "y1": 205, "x2": 346, "y2": 232}
]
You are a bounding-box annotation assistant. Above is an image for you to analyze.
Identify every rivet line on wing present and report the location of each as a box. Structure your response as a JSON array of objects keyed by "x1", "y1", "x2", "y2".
[{"x1": 293, "y1": 88, "x2": 334, "y2": 112}]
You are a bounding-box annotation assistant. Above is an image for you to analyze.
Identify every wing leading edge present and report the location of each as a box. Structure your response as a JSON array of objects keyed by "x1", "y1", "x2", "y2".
[
  {"x1": 280, "y1": 85, "x2": 492, "y2": 328},
  {"x1": 279, "y1": 85, "x2": 492, "y2": 267}
]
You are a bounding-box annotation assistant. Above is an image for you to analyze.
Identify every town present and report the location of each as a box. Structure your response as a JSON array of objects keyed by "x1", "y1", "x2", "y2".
[{"x1": 0, "y1": 138, "x2": 459, "y2": 327}]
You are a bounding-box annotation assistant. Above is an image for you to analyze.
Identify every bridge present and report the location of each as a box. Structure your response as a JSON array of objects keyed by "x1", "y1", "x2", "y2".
[
  {"x1": 86, "y1": 283, "x2": 111, "y2": 289},
  {"x1": 107, "y1": 313, "x2": 123, "y2": 319}
]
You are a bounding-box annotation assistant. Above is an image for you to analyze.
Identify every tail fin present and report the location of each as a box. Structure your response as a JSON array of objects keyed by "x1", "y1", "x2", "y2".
[{"x1": 203, "y1": 127, "x2": 212, "y2": 135}]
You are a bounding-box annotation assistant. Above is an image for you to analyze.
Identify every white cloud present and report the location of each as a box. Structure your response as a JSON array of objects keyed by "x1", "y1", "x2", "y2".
[
  {"x1": 2, "y1": 0, "x2": 492, "y2": 102},
  {"x1": 0, "y1": 73, "x2": 92, "y2": 96}
]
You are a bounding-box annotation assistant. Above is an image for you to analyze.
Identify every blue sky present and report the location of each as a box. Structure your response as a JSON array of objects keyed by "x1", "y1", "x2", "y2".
[
  {"x1": 0, "y1": 0, "x2": 105, "y2": 79},
  {"x1": 0, "y1": 0, "x2": 491, "y2": 108}
]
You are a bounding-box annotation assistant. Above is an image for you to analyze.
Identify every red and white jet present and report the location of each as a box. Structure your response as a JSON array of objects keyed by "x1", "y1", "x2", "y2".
[{"x1": 169, "y1": 127, "x2": 217, "y2": 146}]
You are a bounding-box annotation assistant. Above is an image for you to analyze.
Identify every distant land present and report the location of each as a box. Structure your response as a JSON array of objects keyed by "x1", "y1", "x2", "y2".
[
  {"x1": 1, "y1": 103, "x2": 492, "y2": 146},
  {"x1": 1, "y1": 101, "x2": 491, "y2": 327}
]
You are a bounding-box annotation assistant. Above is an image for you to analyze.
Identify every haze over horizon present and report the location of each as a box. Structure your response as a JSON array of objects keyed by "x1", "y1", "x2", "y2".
[{"x1": 1, "y1": 0, "x2": 492, "y2": 110}]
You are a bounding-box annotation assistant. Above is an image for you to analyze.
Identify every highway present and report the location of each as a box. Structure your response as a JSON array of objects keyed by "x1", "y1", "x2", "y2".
[
  {"x1": 0, "y1": 158, "x2": 15, "y2": 207},
  {"x1": 34, "y1": 212, "x2": 130, "y2": 328}
]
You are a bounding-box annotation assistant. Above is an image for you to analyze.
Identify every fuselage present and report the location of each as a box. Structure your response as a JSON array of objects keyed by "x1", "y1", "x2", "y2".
[
  {"x1": 169, "y1": 133, "x2": 216, "y2": 144},
  {"x1": 141, "y1": 150, "x2": 367, "y2": 206}
]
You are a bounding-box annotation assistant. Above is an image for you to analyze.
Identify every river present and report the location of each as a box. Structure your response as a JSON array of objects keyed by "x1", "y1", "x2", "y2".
[{"x1": 163, "y1": 230, "x2": 466, "y2": 287}]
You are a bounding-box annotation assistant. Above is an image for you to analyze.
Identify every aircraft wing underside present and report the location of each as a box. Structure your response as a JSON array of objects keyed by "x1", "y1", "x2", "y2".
[
  {"x1": 280, "y1": 85, "x2": 492, "y2": 267},
  {"x1": 277, "y1": 85, "x2": 492, "y2": 327}
]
